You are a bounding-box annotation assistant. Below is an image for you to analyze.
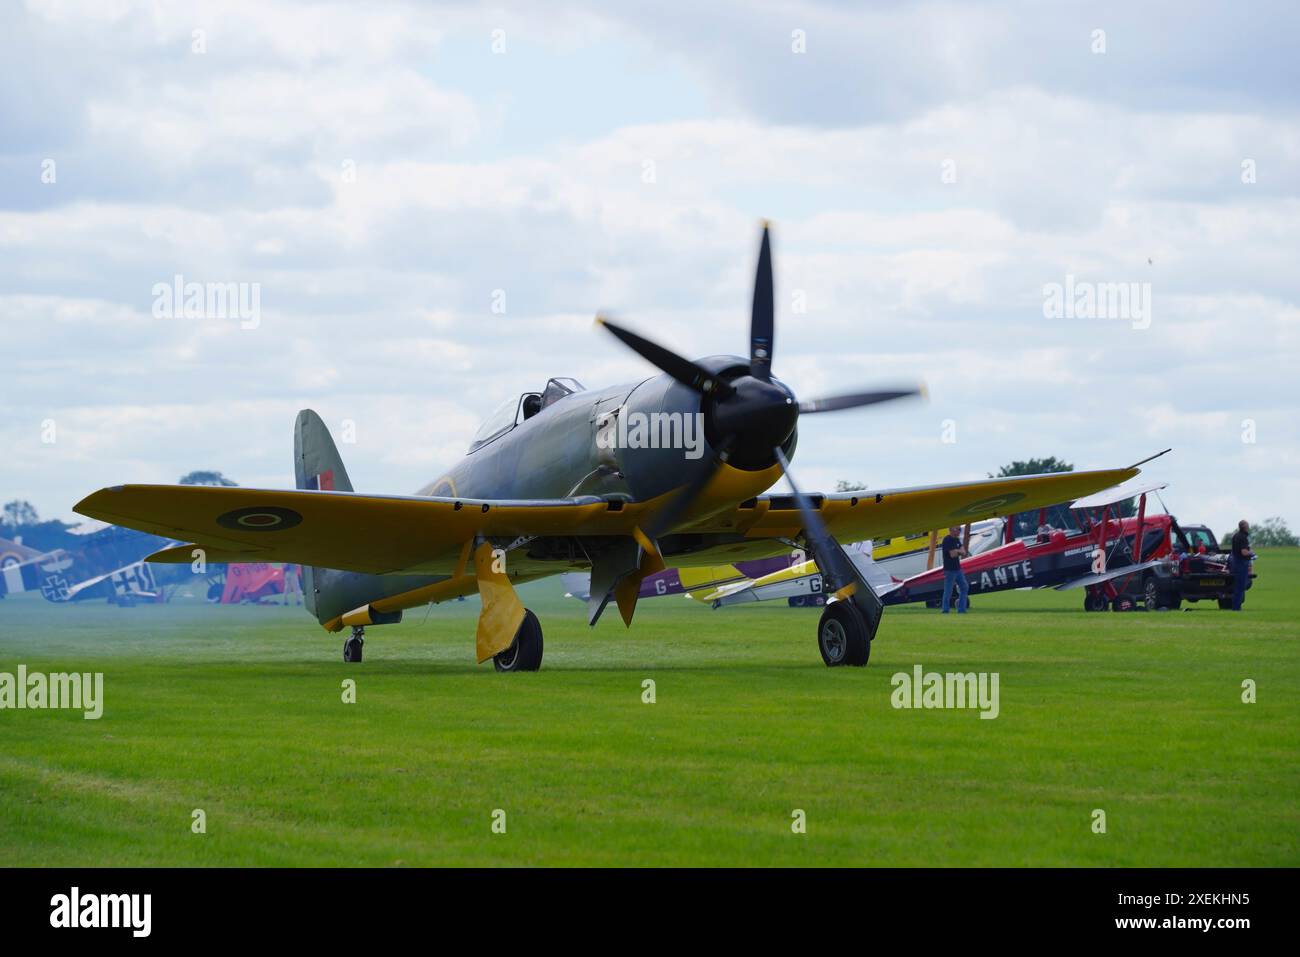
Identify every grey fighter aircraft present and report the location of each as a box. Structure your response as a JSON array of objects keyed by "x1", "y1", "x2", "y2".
[{"x1": 76, "y1": 226, "x2": 1142, "y2": 671}]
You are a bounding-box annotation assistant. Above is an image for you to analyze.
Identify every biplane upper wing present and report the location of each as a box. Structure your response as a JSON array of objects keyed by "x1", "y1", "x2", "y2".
[{"x1": 76, "y1": 466, "x2": 1138, "y2": 577}]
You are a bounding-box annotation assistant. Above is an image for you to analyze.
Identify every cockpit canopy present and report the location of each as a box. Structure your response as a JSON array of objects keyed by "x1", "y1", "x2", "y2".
[{"x1": 468, "y1": 377, "x2": 585, "y2": 452}]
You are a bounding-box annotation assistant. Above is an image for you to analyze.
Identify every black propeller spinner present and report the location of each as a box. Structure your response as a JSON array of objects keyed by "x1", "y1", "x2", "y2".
[{"x1": 597, "y1": 222, "x2": 924, "y2": 539}]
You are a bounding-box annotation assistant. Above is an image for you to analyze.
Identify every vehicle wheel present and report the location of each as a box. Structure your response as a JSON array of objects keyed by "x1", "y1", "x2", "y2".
[
  {"x1": 1218, "y1": 598, "x2": 1233, "y2": 610},
  {"x1": 1143, "y1": 576, "x2": 1163, "y2": 611},
  {"x1": 1084, "y1": 591, "x2": 1109, "y2": 612},
  {"x1": 494, "y1": 609, "x2": 544, "y2": 672},
  {"x1": 817, "y1": 601, "x2": 870, "y2": 667}
]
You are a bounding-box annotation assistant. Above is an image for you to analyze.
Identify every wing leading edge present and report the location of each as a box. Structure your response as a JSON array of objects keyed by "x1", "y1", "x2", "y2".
[{"x1": 76, "y1": 466, "x2": 1139, "y2": 578}]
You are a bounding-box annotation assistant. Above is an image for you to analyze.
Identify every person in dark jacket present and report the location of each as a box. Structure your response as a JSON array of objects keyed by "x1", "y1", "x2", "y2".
[
  {"x1": 1230, "y1": 520, "x2": 1255, "y2": 610},
  {"x1": 940, "y1": 525, "x2": 970, "y2": 613}
]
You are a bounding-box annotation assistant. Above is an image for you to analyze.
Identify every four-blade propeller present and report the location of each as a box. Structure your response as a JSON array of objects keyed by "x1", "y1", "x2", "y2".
[{"x1": 597, "y1": 222, "x2": 925, "y2": 539}]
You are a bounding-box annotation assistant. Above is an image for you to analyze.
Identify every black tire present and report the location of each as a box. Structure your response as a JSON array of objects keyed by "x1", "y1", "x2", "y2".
[
  {"x1": 494, "y1": 609, "x2": 544, "y2": 672},
  {"x1": 1143, "y1": 576, "x2": 1163, "y2": 611},
  {"x1": 343, "y1": 635, "x2": 364, "y2": 662},
  {"x1": 1218, "y1": 598, "x2": 1233, "y2": 610},
  {"x1": 1084, "y1": 591, "x2": 1109, "y2": 612},
  {"x1": 817, "y1": 601, "x2": 870, "y2": 667}
]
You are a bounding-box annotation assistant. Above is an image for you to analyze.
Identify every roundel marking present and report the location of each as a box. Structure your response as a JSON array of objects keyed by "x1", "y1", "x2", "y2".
[
  {"x1": 216, "y1": 506, "x2": 304, "y2": 532},
  {"x1": 950, "y1": 492, "x2": 1027, "y2": 519}
]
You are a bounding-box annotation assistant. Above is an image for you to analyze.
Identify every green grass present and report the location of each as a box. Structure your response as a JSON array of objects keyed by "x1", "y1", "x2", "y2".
[{"x1": 1, "y1": 550, "x2": 1297, "y2": 866}]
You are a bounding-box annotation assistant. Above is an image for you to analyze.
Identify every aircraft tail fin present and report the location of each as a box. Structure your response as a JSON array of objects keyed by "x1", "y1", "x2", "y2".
[
  {"x1": 294, "y1": 410, "x2": 353, "y2": 494},
  {"x1": 293, "y1": 410, "x2": 354, "y2": 618}
]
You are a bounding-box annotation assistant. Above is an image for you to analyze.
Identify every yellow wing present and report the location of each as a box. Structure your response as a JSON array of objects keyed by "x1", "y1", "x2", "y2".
[
  {"x1": 75, "y1": 485, "x2": 635, "y2": 576},
  {"x1": 686, "y1": 466, "x2": 1140, "y2": 546},
  {"x1": 76, "y1": 466, "x2": 1137, "y2": 577}
]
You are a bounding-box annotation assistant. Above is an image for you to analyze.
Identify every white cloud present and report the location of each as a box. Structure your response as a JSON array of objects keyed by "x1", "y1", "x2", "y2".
[{"x1": 1, "y1": 0, "x2": 1297, "y2": 540}]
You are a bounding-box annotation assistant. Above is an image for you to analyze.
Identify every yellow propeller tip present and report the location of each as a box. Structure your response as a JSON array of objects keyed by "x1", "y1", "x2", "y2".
[{"x1": 919, "y1": 383, "x2": 930, "y2": 400}]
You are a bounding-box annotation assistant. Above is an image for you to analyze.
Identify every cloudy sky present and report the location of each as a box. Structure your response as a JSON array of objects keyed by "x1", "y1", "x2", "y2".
[{"x1": 2, "y1": 0, "x2": 1296, "y2": 537}]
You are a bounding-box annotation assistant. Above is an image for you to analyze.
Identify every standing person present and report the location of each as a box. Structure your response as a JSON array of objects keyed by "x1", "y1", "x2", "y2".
[
  {"x1": 940, "y1": 525, "x2": 970, "y2": 614},
  {"x1": 1230, "y1": 520, "x2": 1255, "y2": 611}
]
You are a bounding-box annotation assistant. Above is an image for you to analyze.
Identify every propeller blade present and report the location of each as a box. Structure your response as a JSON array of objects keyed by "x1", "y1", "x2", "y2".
[
  {"x1": 596, "y1": 315, "x2": 734, "y2": 398},
  {"x1": 772, "y1": 446, "x2": 857, "y2": 592},
  {"x1": 797, "y1": 386, "x2": 925, "y2": 415},
  {"x1": 750, "y1": 224, "x2": 774, "y2": 381}
]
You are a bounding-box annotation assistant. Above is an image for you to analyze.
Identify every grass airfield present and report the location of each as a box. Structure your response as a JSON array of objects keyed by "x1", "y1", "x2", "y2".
[{"x1": 1, "y1": 550, "x2": 1296, "y2": 867}]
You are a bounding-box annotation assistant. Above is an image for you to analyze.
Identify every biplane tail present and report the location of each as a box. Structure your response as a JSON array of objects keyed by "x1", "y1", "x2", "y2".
[{"x1": 293, "y1": 410, "x2": 354, "y2": 618}]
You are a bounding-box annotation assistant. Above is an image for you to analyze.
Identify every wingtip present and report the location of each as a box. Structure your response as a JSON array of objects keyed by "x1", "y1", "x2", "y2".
[{"x1": 72, "y1": 486, "x2": 117, "y2": 519}]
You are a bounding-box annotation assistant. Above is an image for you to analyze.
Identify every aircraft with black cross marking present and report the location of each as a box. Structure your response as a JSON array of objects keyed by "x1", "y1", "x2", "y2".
[{"x1": 75, "y1": 225, "x2": 1146, "y2": 671}]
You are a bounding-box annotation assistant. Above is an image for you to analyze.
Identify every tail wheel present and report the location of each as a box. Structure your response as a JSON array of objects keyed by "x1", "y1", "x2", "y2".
[
  {"x1": 343, "y1": 627, "x2": 364, "y2": 662},
  {"x1": 494, "y1": 609, "x2": 544, "y2": 672},
  {"x1": 817, "y1": 601, "x2": 870, "y2": 667}
]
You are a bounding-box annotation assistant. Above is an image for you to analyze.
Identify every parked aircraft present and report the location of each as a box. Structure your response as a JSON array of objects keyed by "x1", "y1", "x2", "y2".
[{"x1": 77, "y1": 225, "x2": 1145, "y2": 669}]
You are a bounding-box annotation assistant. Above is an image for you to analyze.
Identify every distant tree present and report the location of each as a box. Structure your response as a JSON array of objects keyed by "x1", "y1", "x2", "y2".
[
  {"x1": 989, "y1": 457, "x2": 1074, "y2": 478},
  {"x1": 1221, "y1": 517, "x2": 1298, "y2": 548},
  {"x1": 179, "y1": 470, "x2": 238, "y2": 487},
  {"x1": 835, "y1": 480, "x2": 868, "y2": 492},
  {"x1": 1, "y1": 500, "x2": 39, "y2": 529}
]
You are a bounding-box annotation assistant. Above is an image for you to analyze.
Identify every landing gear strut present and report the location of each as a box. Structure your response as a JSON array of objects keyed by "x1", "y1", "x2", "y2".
[
  {"x1": 343, "y1": 626, "x2": 364, "y2": 662},
  {"x1": 493, "y1": 609, "x2": 544, "y2": 672}
]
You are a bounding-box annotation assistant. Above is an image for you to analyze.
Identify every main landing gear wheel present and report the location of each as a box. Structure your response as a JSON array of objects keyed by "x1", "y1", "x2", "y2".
[
  {"x1": 494, "y1": 609, "x2": 544, "y2": 672},
  {"x1": 343, "y1": 626, "x2": 364, "y2": 662},
  {"x1": 1084, "y1": 591, "x2": 1109, "y2": 612},
  {"x1": 817, "y1": 601, "x2": 870, "y2": 667}
]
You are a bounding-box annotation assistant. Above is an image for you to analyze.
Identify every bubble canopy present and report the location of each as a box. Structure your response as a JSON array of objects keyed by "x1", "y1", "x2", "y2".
[{"x1": 468, "y1": 377, "x2": 585, "y2": 452}]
